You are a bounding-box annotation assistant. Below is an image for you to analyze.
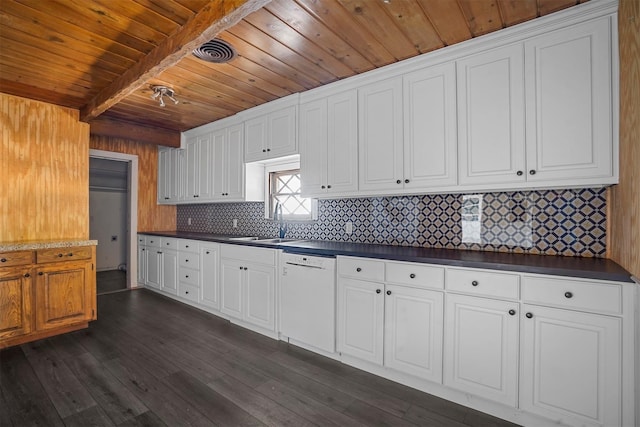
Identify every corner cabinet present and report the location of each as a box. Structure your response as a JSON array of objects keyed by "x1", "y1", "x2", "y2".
[{"x1": 0, "y1": 245, "x2": 97, "y2": 349}]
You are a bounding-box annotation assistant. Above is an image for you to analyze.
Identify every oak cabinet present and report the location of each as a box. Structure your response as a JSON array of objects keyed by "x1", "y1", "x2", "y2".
[
  {"x1": 0, "y1": 245, "x2": 96, "y2": 349},
  {"x1": 299, "y1": 89, "x2": 359, "y2": 197},
  {"x1": 0, "y1": 266, "x2": 33, "y2": 341}
]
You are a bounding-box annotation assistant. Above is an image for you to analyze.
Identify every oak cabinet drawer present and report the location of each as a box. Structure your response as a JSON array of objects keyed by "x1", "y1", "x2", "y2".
[
  {"x1": 386, "y1": 261, "x2": 444, "y2": 289},
  {"x1": 179, "y1": 268, "x2": 199, "y2": 286},
  {"x1": 179, "y1": 252, "x2": 200, "y2": 269},
  {"x1": 178, "y1": 239, "x2": 200, "y2": 252},
  {"x1": 338, "y1": 257, "x2": 384, "y2": 282},
  {"x1": 522, "y1": 276, "x2": 622, "y2": 315},
  {"x1": 447, "y1": 268, "x2": 520, "y2": 299},
  {"x1": 178, "y1": 283, "x2": 199, "y2": 303},
  {"x1": 37, "y1": 246, "x2": 92, "y2": 263},
  {"x1": 220, "y1": 244, "x2": 276, "y2": 266},
  {"x1": 0, "y1": 251, "x2": 34, "y2": 267}
]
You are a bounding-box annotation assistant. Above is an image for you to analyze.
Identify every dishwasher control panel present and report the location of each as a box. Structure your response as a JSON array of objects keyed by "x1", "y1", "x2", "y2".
[{"x1": 282, "y1": 253, "x2": 335, "y2": 270}]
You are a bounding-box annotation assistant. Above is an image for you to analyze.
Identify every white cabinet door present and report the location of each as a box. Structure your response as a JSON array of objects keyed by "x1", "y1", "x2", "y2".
[
  {"x1": 244, "y1": 263, "x2": 275, "y2": 331},
  {"x1": 457, "y1": 44, "x2": 526, "y2": 185},
  {"x1": 157, "y1": 148, "x2": 177, "y2": 204},
  {"x1": 268, "y1": 104, "x2": 297, "y2": 158},
  {"x1": 403, "y1": 63, "x2": 457, "y2": 189},
  {"x1": 220, "y1": 259, "x2": 243, "y2": 319},
  {"x1": 161, "y1": 249, "x2": 178, "y2": 295},
  {"x1": 444, "y1": 293, "x2": 519, "y2": 407},
  {"x1": 212, "y1": 130, "x2": 226, "y2": 199},
  {"x1": 384, "y1": 284, "x2": 444, "y2": 383},
  {"x1": 185, "y1": 134, "x2": 213, "y2": 201},
  {"x1": 327, "y1": 90, "x2": 358, "y2": 195},
  {"x1": 358, "y1": 77, "x2": 404, "y2": 192},
  {"x1": 137, "y1": 245, "x2": 147, "y2": 285},
  {"x1": 199, "y1": 244, "x2": 219, "y2": 309},
  {"x1": 146, "y1": 249, "x2": 162, "y2": 290},
  {"x1": 524, "y1": 18, "x2": 613, "y2": 182},
  {"x1": 225, "y1": 124, "x2": 245, "y2": 200},
  {"x1": 521, "y1": 305, "x2": 621, "y2": 427},
  {"x1": 299, "y1": 98, "x2": 328, "y2": 196},
  {"x1": 337, "y1": 278, "x2": 384, "y2": 365},
  {"x1": 244, "y1": 115, "x2": 267, "y2": 162}
]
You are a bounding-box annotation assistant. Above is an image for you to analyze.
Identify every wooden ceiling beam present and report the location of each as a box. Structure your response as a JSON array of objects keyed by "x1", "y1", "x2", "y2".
[
  {"x1": 79, "y1": 0, "x2": 271, "y2": 123},
  {"x1": 89, "y1": 116, "x2": 181, "y2": 148}
]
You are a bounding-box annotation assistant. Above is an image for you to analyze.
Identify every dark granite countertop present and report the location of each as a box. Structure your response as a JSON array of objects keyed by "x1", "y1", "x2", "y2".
[{"x1": 140, "y1": 231, "x2": 634, "y2": 283}]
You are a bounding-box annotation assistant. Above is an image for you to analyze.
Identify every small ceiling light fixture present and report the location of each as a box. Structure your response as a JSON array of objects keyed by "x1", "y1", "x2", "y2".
[{"x1": 150, "y1": 85, "x2": 179, "y2": 107}]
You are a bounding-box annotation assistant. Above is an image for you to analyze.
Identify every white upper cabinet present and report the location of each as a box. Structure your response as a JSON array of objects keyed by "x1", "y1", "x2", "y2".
[
  {"x1": 300, "y1": 89, "x2": 358, "y2": 197},
  {"x1": 524, "y1": 18, "x2": 614, "y2": 183},
  {"x1": 358, "y1": 77, "x2": 404, "y2": 192},
  {"x1": 457, "y1": 44, "x2": 526, "y2": 186},
  {"x1": 185, "y1": 134, "x2": 214, "y2": 201},
  {"x1": 158, "y1": 147, "x2": 184, "y2": 204},
  {"x1": 403, "y1": 62, "x2": 458, "y2": 189},
  {"x1": 243, "y1": 94, "x2": 298, "y2": 163}
]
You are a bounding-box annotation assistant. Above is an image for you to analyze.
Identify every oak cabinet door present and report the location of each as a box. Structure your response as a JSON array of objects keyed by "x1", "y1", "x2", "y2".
[
  {"x1": 0, "y1": 267, "x2": 33, "y2": 339},
  {"x1": 35, "y1": 261, "x2": 93, "y2": 331}
]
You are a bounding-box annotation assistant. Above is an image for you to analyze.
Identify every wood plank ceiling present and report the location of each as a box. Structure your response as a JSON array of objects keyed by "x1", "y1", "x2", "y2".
[{"x1": 0, "y1": 0, "x2": 587, "y2": 135}]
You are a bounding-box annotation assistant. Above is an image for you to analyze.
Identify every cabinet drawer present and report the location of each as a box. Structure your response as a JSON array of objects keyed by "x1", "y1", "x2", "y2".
[
  {"x1": 179, "y1": 268, "x2": 199, "y2": 286},
  {"x1": 137, "y1": 235, "x2": 147, "y2": 245},
  {"x1": 178, "y1": 239, "x2": 200, "y2": 252},
  {"x1": 146, "y1": 236, "x2": 162, "y2": 248},
  {"x1": 37, "y1": 246, "x2": 92, "y2": 264},
  {"x1": 220, "y1": 244, "x2": 276, "y2": 266},
  {"x1": 337, "y1": 257, "x2": 384, "y2": 281},
  {"x1": 522, "y1": 276, "x2": 622, "y2": 315},
  {"x1": 0, "y1": 250, "x2": 34, "y2": 267},
  {"x1": 447, "y1": 268, "x2": 519, "y2": 299},
  {"x1": 386, "y1": 261, "x2": 444, "y2": 289},
  {"x1": 178, "y1": 283, "x2": 199, "y2": 303},
  {"x1": 179, "y1": 252, "x2": 200, "y2": 269},
  {"x1": 162, "y1": 238, "x2": 178, "y2": 250}
]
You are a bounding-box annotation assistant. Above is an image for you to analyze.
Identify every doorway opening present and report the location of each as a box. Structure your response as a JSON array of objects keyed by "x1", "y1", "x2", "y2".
[{"x1": 89, "y1": 149, "x2": 139, "y2": 292}]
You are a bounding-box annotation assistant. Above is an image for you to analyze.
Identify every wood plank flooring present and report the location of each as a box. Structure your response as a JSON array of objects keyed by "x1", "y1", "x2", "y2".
[{"x1": 0, "y1": 289, "x2": 520, "y2": 426}]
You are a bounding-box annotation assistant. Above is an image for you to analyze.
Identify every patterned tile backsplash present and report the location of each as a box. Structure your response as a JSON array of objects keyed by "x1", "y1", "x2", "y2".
[{"x1": 177, "y1": 188, "x2": 607, "y2": 257}]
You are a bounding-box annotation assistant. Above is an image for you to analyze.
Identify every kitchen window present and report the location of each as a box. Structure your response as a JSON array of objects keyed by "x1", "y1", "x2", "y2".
[{"x1": 264, "y1": 159, "x2": 317, "y2": 221}]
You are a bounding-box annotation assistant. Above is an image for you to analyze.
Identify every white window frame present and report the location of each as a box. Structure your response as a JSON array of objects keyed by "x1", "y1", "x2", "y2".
[{"x1": 263, "y1": 158, "x2": 318, "y2": 221}]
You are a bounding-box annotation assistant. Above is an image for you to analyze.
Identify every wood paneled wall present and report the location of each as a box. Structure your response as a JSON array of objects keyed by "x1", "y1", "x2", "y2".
[
  {"x1": 609, "y1": 0, "x2": 640, "y2": 279},
  {"x1": 89, "y1": 135, "x2": 175, "y2": 232},
  {"x1": 0, "y1": 93, "x2": 89, "y2": 242}
]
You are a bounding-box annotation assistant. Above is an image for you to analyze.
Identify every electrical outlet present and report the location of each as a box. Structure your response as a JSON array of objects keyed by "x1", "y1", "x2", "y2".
[
  {"x1": 187, "y1": 217, "x2": 192, "y2": 226},
  {"x1": 233, "y1": 219, "x2": 238, "y2": 228},
  {"x1": 345, "y1": 221, "x2": 353, "y2": 235}
]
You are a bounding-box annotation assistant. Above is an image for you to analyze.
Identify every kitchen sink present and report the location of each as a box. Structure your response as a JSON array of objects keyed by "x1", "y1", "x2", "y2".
[
  {"x1": 252, "y1": 238, "x2": 302, "y2": 244},
  {"x1": 224, "y1": 236, "x2": 259, "y2": 241}
]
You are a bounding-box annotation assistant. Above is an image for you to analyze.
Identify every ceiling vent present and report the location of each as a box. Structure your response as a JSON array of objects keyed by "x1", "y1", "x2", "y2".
[{"x1": 193, "y1": 38, "x2": 237, "y2": 63}]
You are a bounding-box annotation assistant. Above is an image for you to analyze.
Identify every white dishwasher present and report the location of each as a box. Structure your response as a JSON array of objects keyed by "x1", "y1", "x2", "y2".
[{"x1": 280, "y1": 252, "x2": 336, "y2": 353}]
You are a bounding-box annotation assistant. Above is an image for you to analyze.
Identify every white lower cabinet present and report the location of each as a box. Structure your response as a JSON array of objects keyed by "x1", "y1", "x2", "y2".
[
  {"x1": 337, "y1": 257, "x2": 445, "y2": 383},
  {"x1": 143, "y1": 237, "x2": 178, "y2": 294},
  {"x1": 199, "y1": 243, "x2": 219, "y2": 309},
  {"x1": 384, "y1": 284, "x2": 443, "y2": 383},
  {"x1": 220, "y1": 245, "x2": 276, "y2": 332},
  {"x1": 137, "y1": 236, "x2": 147, "y2": 285},
  {"x1": 337, "y1": 277, "x2": 385, "y2": 364},
  {"x1": 443, "y1": 293, "x2": 519, "y2": 407},
  {"x1": 520, "y1": 305, "x2": 621, "y2": 427}
]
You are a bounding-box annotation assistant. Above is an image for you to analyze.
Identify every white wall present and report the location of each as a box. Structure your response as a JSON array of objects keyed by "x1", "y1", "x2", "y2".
[{"x1": 90, "y1": 190, "x2": 128, "y2": 271}]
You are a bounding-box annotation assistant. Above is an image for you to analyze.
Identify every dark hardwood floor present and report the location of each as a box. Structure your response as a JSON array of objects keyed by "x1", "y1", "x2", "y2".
[
  {"x1": 97, "y1": 270, "x2": 128, "y2": 295},
  {"x1": 0, "y1": 290, "x2": 520, "y2": 426}
]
